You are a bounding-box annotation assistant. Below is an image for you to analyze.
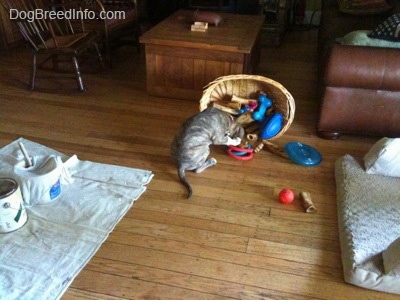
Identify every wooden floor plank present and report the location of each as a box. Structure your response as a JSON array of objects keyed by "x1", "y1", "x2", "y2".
[
  {"x1": 113, "y1": 218, "x2": 249, "y2": 252},
  {"x1": 79, "y1": 257, "x2": 323, "y2": 300},
  {"x1": 247, "y1": 238, "x2": 341, "y2": 268},
  {"x1": 71, "y1": 269, "x2": 230, "y2": 299},
  {"x1": 94, "y1": 242, "x2": 395, "y2": 300},
  {"x1": 106, "y1": 232, "x2": 343, "y2": 283}
]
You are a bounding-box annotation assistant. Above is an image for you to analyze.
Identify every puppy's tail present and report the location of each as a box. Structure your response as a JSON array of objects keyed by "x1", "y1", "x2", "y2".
[{"x1": 178, "y1": 167, "x2": 192, "y2": 199}]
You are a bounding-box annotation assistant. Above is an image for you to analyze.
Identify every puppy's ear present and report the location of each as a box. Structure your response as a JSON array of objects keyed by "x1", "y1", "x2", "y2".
[
  {"x1": 237, "y1": 126, "x2": 245, "y2": 139},
  {"x1": 230, "y1": 123, "x2": 245, "y2": 139}
]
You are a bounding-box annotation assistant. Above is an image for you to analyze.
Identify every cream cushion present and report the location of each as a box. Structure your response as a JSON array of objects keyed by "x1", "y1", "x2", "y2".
[
  {"x1": 335, "y1": 155, "x2": 400, "y2": 294},
  {"x1": 336, "y1": 30, "x2": 400, "y2": 49},
  {"x1": 363, "y1": 137, "x2": 400, "y2": 177}
]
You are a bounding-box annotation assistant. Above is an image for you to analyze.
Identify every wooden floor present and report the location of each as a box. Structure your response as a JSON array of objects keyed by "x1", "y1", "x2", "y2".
[{"x1": 0, "y1": 27, "x2": 394, "y2": 299}]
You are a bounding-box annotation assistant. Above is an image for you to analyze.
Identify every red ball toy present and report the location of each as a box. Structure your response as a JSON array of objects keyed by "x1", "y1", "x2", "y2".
[{"x1": 279, "y1": 189, "x2": 295, "y2": 204}]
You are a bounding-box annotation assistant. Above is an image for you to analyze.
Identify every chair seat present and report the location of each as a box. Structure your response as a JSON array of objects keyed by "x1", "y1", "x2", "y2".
[
  {"x1": 41, "y1": 33, "x2": 88, "y2": 49},
  {"x1": 38, "y1": 31, "x2": 101, "y2": 55}
]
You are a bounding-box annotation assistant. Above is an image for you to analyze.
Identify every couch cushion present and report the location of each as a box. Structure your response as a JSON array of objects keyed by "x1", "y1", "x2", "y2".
[
  {"x1": 368, "y1": 13, "x2": 400, "y2": 41},
  {"x1": 364, "y1": 137, "x2": 400, "y2": 177},
  {"x1": 323, "y1": 44, "x2": 400, "y2": 90},
  {"x1": 337, "y1": 30, "x2": 400, "y2": 48},
  {"x1": 338, "y1": 0, "x2": 394, "y2": 15}
]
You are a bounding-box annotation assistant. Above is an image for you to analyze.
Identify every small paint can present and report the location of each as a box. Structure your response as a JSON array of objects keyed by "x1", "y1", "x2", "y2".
[{"x1": 0, "y1": 178, "x2": 28, "y2": 233}]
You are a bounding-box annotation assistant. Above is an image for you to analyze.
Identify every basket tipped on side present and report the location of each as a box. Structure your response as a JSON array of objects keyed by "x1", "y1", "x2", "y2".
[{"x1": 199, "y1": 74, "x2": 295, "y2": 155}]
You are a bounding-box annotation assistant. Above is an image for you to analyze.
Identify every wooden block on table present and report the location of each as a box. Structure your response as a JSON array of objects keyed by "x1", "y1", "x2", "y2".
[{"x1": 191, "y1": 22, "x2": 208, "y2": 32}]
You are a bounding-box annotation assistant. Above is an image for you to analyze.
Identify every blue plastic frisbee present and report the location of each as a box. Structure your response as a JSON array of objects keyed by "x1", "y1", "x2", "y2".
[{"x1": 284, "y1": 142, "x2": 322, "y2": 166}]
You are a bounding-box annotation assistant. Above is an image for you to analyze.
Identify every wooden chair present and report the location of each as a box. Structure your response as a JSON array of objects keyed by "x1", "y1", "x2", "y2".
[
  {"x1": 1, "y1": 0, "x2": 105, "y2": 91},
  {"x1": 74, "y1": 0, "x2": 141, "y2": 66}
]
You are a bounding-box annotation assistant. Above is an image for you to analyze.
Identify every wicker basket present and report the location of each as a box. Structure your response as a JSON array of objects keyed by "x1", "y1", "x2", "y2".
[{"x1": 199, "y1": 74, "x2": 295, "y2": 155}]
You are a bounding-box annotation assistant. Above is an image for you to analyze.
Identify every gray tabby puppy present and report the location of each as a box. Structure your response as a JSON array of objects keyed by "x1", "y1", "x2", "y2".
[{"x1": 171, "y1": 107, "x2": 245, "y2": 198}]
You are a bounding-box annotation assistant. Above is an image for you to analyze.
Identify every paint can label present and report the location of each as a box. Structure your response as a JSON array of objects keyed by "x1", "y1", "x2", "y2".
[
  {"x1": 49, "y1": 177, "x2": 61, "y2": 200},
  {"x1": 0, "y1": 178, "x2": 28, "y2": 233}
]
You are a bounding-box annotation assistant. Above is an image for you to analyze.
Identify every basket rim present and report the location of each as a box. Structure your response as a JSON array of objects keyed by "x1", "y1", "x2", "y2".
[{"x1": 199, "y1": 74, "x2": 295, "y2": 141}]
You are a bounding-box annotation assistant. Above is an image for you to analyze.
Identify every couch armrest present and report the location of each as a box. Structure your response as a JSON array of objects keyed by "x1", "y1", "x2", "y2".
[{"x1": 323, "y1": 44, "x2": 400, "y2": 91}]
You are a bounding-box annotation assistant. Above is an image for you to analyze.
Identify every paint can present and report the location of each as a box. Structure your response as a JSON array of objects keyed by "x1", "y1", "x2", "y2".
[
  {"x1": 0, "y1": 178, "x2": 28, "y2": 233},
  {"x1": 14, "y1": 156, "x2": 63, "y2": 206}
]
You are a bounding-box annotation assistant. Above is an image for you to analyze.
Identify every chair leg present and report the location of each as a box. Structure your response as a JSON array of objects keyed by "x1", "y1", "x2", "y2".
[
  {"x1": 72, "y1": 56, "x2": 85, "y2": 91},
  {"x1": 31, "y1": 53, "x2": 37, "y2": 90},
  {"x1": 93, "y1": 42, "x2": 106, "y2": 70}
]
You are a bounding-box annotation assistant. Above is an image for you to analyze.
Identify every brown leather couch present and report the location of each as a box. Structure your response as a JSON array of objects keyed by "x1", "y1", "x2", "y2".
[{"x1": 317, "y1": 0, "x2": 400, "y2": 139}]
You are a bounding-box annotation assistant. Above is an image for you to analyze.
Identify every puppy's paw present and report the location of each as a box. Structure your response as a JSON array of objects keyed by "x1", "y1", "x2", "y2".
[
  {"x1": 228, "y1": 137, "x2": 241, "y2": 146},
  {"x1": 209, "y1": 157, "x2": 217, "y2": 165}
]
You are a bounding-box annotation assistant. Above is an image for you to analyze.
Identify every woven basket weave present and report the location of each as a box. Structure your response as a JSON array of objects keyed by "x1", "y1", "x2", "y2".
[{"x1": 199, "y1": 75, "x2": 295, "y2": 148}]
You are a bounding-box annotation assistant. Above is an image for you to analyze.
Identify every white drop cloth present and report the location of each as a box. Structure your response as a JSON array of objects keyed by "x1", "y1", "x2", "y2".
[{"x1": 0, "y1": 138, "x2": 153, "y2": 300}]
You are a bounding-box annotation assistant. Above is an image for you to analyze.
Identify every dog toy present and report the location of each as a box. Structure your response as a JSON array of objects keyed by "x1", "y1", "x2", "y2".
[
  {"x1": 284, "y1": 142, "x2": 322, "y2": 167},
  {"x1": 252, "y1": 94, "x2": 272, "y2": 121},
  {"x1": 253, "y1": 141, "x2": 264, "y2": 153},
  {"x1": 230, "y1": 144, "x2": 251, "y2": 156},
  {"x1": 211, "y1": 103, "x2": 239, "y2": 115},
  {"x1": 279, "y1": 188, "x2": 294, "y2": 204},
  {"x1": 231, "y1": 94, "x2": 257, "y2": 105},
  {"x1": 248, "y1": 101, "x2": 258, "y2": 111},
  {"x1": 259, "y1": 112, "x2": 283, "y2": 139},
  {"x1": 227, "y1": 145, "x2": 254, "y2": 160},
  {"x1": 237, "y1": 106, "x2": 251, "y2": 115},
  {"x1": 234, "y1": 97, "x2": 258, "y2": 115},
  {"x1": 300, "y1": 191, "x2": 317, "y2": 213},
  {"x1": 246, "y1": 133, "x2": 258, "y2": 142},
  {"x1": 236, "y1": 111, "x2": 254, "y2": 125}
]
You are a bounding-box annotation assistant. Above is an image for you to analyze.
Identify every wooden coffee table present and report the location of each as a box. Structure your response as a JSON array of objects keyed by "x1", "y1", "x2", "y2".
[{"x1": 139, "y1": 10, "x2": 265, "y2": 100}]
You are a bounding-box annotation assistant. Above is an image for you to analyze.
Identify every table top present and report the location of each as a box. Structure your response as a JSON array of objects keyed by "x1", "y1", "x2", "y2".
[{"x1": 139, "y1": 10, "x2": 265, "y2": 53}]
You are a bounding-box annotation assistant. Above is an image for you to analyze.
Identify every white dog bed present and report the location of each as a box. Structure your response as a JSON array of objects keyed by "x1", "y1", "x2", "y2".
[{"x1": 335, "y1": 153, "x2": 400, "y2": 294}]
